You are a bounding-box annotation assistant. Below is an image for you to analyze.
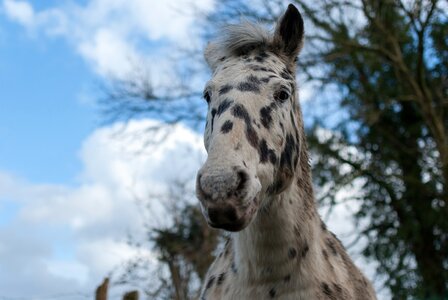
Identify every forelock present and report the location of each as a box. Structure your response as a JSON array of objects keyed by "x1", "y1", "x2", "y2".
[{"x1": 217, "y1": 21, "x2": 271, "y2": 56}]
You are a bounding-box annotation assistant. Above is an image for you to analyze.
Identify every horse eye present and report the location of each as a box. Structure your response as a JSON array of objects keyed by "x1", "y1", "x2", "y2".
[
  {"x1": 203, "y1": 91, "x2": 211, "y2": 103},
  {"x1": 275, "y1": 90, "x2": 290, "y2": 102}
]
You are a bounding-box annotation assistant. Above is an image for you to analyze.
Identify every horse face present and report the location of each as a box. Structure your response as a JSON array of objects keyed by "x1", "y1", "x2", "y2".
[{"x1": 196, "y1": 4, "x2": 304, "y2": 232}]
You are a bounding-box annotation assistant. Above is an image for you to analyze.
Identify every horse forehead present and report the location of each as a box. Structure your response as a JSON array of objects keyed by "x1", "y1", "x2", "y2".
[
  {"x1": 212, "y1": 66, "x2": 250, "y2": 84},
  {"x1": 213, "y1": 56, "x2": 284, "y2": 83}
]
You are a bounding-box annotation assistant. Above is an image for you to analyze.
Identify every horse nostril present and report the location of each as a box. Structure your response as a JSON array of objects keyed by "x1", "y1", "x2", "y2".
[
  {"x1": 196, "y1": 173, "x2": 209, "y2": 199},
  {"x1": 235, "y1": 170, "x2": 248, "y2": 193},
  {"x1": 208, "y1": 207, "x2": 221, "y2": 224}
]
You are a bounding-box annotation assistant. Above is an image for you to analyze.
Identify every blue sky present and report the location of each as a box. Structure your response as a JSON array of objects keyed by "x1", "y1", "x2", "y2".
[{"x1": 0, "y1": 9, "x2": 96, "y2": 184}]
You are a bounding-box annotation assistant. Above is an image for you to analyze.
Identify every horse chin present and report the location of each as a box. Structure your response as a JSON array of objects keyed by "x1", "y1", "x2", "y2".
[{"x1": 208, "y1": 220, "x2": 247, "y2": 232}]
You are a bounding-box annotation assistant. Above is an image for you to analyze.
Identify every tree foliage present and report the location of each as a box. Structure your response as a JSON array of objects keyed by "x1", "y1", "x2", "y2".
[
  {"x1": 150, "y1": 204, "x2": 218, "y2": 299},
  {"x1": 281, "y1": 0, "x2": 447, "y2": 298},
  {"x1": 112, "y1": 181, "x2": 219, "y2": 300}
]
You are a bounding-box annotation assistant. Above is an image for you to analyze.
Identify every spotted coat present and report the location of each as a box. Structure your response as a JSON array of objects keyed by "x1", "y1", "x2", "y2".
[{"x1": 196, "y1": 4, "x2": 376, "y2": 300}]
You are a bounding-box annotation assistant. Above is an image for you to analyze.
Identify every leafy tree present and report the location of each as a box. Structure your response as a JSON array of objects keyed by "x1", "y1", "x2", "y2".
[
  {"x1": 302, "y1": 1, "x2": 447, "y2": 298},
  {"x1": 150, "y1": 204, "x2": 218, "y2": 300},
  {"x1": 112, "y1": 181, "x2": 219, "y2": 300}
]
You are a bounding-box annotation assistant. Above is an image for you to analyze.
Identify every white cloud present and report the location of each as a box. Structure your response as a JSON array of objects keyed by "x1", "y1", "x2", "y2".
[
  {"x1": 2, "y1": 0, "x2": 215, "y2": 79},
  {"x1": 0, "y1": 119, "x2": 205, "y2": 299},
  {"x1": 3, "y1": 0, "x2": 34, "y2": 28},
  {"x1": 2, "y1": 0, "x2": 68, "y2": 35},
  {"x1": 78, "y1": 28, "x2": 140, "y2": 79},
  {"x1": 45, "y1": 259, "x2": 89, "y2": 285}
]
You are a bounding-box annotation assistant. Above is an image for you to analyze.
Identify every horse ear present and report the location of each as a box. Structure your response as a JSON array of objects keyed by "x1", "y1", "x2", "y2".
[
  {"x1": 204, "y1": 42, "x2": 222, "y2": 71},
  {"x1": 273, "y1": 4, "x2": 304, "y2": 59}
]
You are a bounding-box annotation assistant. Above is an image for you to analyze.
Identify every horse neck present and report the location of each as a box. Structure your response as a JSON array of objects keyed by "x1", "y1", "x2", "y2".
[{"x1": 232, "y1": 143, "x2": 322, "y2": 283}]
